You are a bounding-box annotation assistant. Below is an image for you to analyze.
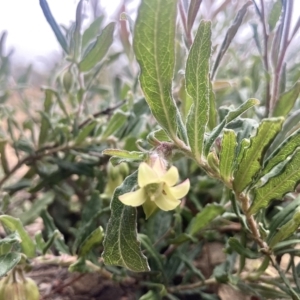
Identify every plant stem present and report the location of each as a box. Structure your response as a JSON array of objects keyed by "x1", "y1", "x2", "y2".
[
  {"x1": 271, "y1": 0, "x2": 294, "y2": 113},
  {"x1": 258, "y1": 0, "x2": 271, "y2": 117}
]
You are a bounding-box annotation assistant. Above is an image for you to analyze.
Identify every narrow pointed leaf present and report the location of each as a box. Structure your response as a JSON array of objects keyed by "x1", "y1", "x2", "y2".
[
  {"x1": 187, "y1": 0, "x2": 202, "y2": 33},
  {"x1": 101, "y1": 110, "x2": 128, "y2": 139},
  {"x1": 103, "y1": 149, "x2": 146, "y2": 165},
  {"x1": 205, "y1": 98, "x2": 259, "y2": 154},
  {"x1": 211, "y1": 1, "x2": 252, "y2": 78},
  {"x1": 272, "y1": 82, "x2": 300, "y2": 117},
  {"x1": 82, "y1": 16, "x2": 104, "y2": 49},
  {"x1": 268, "y1": 0, "x2": 282, "y2": 31},
  {"x1": 79, "y1": 22, "x2": 115, "y2": 72},
  {"x1": 187, "y1": 204, "x2": 225, "y2": 236},
  {"x1": 269, "y1": 209, "x2": 300, "y2": 248},
  {"x1": 102, "y1": 171, "x2": 149, "y2": 272},
  {"x1": 0, "y1": 139, "x2": 9, "y2": 175},
  {"x1": 220, "y1": 129, "x2": 237, "y2": 183},
  {"x1": 133, "y1": 0, "x2": 184, "y2": 140},
  {"x1": 269, "y1": 108, "x2": 300, "y2": 152},
  {"x1": 39, "y1": 0, "x2": 69, "y2": 54},
  {"x1": 0, "y1": 215, "x2": 35, "y2": 258},
  {"x1": 186, "y1": 20, "x2": 212, "y2": 161},
  {"x1": 79, "y1": 226, "x2": 104, "y2": 257},
  {"x1": 267, "y1": 196, "x2": 300, "y2": 243},
  {"x1": 233, "y1": 118, "x2": 283, "y2": 193},
  {"x1": 263, "y1": 128, "x2": 300, "y2": 175},
  {"x1": 228, "y1": 238, "x2": 261, "y2": 259},
  {"x1": 249, "y1": 149, "x2": 300, "y2": 214}
]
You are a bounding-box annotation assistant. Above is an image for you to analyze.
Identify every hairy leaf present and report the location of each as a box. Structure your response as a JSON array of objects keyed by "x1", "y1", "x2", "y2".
[
  {"x1": 220, "y1": 129, "x2": 237, "y2": 183},
  {"x1": 233, "y1": 118, "x2": 283, "y2": 193},
  {"x1": 102, "y1": 172, "x2": 149, "y2": 272},
  {"x1": 79, "y1": 22, "x2": 115, "y2": 72},
  {"x1": 272, "y1": 82, "x2": 300, "y2": 117},
  {"x1": 250, "y1": 149, "x2": 300, "y2": 214},
  {"x1": 133, "y1": 0, "x2": 184, "y2": 140},
  {"x1": 186, "y1": 20, "x2": 212, "y2": 162}
]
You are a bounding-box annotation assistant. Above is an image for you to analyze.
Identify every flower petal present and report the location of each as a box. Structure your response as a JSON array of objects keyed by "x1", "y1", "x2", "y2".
[
  {"x1": 152, "y1": 156, "x2": 167, "y2": 177},
  {"x1": 142, "y1": 200, "x2": 158, "y2": 219},
  {"x1": 118, "y1": 188, "x2": 146, "y2": 207},
  {"x1": 167, "y1": 179, "x2": 190, "y2": 199},
  {"x1": 160, "y1": 166, "x2": 179, "y2": 186},
  {"x1": 154, "y1": 193, "x2": 180, "y2": 211},
  {"x1": 138, "y1": 162, "x2": 159, "y2": 187}
]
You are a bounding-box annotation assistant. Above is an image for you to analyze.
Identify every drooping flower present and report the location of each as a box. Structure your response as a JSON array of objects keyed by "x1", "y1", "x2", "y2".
[{"x1": 118, "y1": 156, "x2": 190, "y2": 218}]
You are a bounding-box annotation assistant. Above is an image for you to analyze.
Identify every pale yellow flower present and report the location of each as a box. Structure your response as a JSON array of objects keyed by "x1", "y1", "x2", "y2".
[{"x1": 118, "y1": 157, "x2": 190, "y2": 218}]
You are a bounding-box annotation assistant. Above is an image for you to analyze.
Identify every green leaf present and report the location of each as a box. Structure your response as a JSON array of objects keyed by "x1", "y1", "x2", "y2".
[
  {"x1": 250, "y1": 149, "x2": 300, "y2": 214},
  {"x1": 269, "y1": 209, "x2": 300, "y2": 248},
  {"x1": 0, "y1": 216, "x2": 35, "y2": 258},
  {"x1": 233, "y1": 118, "x2": 284, "y2": 193},
  {"x1": 39, "y1": 0, "x2": 69, "y2": 54},
  {"x1": 219, "y1": 129, "x2": 237, "y2": 183},
  {"x1": 103, "y1": 149, "x2": 146, "y2": 165},
  {"x1": 263, "y1": 128, "x2": 300, "y2": 176},
  {"x1": 0, "y1": 233, "x2": 21, "y2": 256},
  {"x1": 82, "y1": 16, "x2": 104, "y2": 49},
  {"x1": 204, "y1": 98, "x2": 259, "y2": 155},
  {"x1": 187, "y1": 204, "x2": 225, "y2": 236},
  {"x1": 101, "y1": 110, "x2": 128, "y2": 139},
  {"x1": 79, "y1": 22, "x2": 115, "y2": 72},
  {"x1": 138, "y1": 234, "x2": 164, "y2": 273},
  {"x1": 211, "y1": 1, "x2": 252, "y2": 78},
  {"x1": 75, "y1": 120, "x2": 98, "y2": 144},
  {"x1": 133, "y1": 0, "x2": 184, "y2": 140},
  {"x1": 269, "y1": 108, "x2": 300, "y2": 153},
  {"x1": 186, "y1": 20, "x2": 212, "y2": 162},
  {"x1": 267, "y1": 196, "x2": 300, "y2": 243},
  {"x1": 38, "y1": 89, "x2": 54, "y2": 146},
  {"x1": 228, "y1": 237, "x2": 261, "y2": 259},
  {"x1": 0, "y1": 252, "x2": 22, "y2": 278},
  {"x1": 272, "y1": 82, "x2": 300, "y2": 117},
  {"x1": 19, "y1": 192, "x2": 54, "y2": 225},
  {"x1": 40, "y1": 211, "x2": 69, "y2": 254},
  {"x1": 102, "y1": 171, "x2": 149, "y2": 272},
  {"x1": 268, "y1": 0, "x2": 282, "y2": 31},
  {"x1": 78, "y1": 226, "x2": 104, "y2": 257},
  {"x1": 208, "y1": 82, "x2": 217, "y2": 130},
  {"x1": 0, "y1": 139, "x2": 9, "y2": 175}
]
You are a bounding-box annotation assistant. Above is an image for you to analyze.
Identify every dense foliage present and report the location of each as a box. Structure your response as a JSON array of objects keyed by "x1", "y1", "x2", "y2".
[{"x1": 0, "y1": 0, "x2": 300, "y2": 299}]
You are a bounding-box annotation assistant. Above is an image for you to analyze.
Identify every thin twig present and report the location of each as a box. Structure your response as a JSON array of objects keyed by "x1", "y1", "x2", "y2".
[
  {"x1": 257, "y1": 0, "x2": 271, "y2": 117},
  {"x1": 78, "y1": 100, "x2": 126, "y2": 129}
]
